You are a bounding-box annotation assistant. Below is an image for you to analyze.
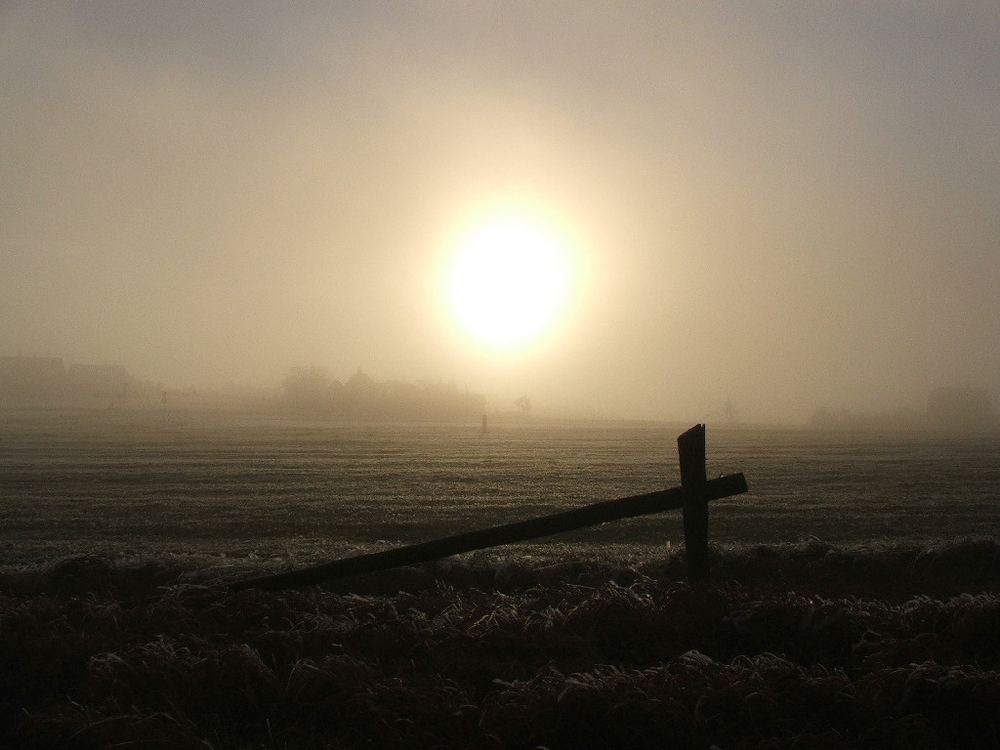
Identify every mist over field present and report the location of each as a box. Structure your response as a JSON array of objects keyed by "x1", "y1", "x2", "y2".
[
  {"x1": 2, "y1": 1, "x2": 999, "y2": 423},
  {"x1": 6, "y1": 8, "x2": 1000, "y2": 748},
  {"x1": 5, "y1": 8, "x2": 1000, "y2": 747}
]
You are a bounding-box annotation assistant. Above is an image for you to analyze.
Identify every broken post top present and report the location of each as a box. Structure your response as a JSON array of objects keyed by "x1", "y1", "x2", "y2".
[{"x1": 678, "y1": 423, "x2": 707, "y2": 488}]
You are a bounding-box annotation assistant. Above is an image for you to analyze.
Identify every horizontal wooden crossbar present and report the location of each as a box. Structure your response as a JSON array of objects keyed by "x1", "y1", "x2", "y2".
[{"x1": 230, "y1": 472, "x2": 748, "y2": 591}]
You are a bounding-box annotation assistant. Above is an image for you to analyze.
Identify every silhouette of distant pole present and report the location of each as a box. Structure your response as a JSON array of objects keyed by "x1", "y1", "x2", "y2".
[
  {"x1": 679, "y1": 423, "x2": 710, "y2": 582},
  {"x1": 481, "y1": 413, "x2": 488, "y2": 433}
]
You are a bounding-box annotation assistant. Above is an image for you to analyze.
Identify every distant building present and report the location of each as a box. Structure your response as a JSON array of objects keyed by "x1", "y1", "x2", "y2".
[
  {"x1": 0, "y1": 356, "x2": 67, "y2": 400},
  {"x1": 0, "y1": 355, "x2": 135, "y2": 404},
  {"x1": 927, "y1": 387, "x2": 995, "y2": 430}
]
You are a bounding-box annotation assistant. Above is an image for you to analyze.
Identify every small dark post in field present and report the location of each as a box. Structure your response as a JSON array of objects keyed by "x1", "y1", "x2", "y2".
[
  {"x1": 678, "y1": 423, "x2": 710, "y2": 582},
  {"x1": 230, "y1": 425, "x2": 747, "y2": 592}
]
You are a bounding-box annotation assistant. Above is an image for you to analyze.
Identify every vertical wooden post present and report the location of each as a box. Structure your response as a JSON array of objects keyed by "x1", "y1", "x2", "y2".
[{"x1": 678, "y1": 423, "x2": 709, "y2": 582}]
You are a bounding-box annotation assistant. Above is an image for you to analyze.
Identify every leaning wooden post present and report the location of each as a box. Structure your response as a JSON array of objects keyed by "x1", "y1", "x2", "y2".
[
  {"x1": 678, "y1": 423, "x2": 709, "y2": 582},
  {"x1": 223, "y1": 425, "x2": 746, "y2": 593}
]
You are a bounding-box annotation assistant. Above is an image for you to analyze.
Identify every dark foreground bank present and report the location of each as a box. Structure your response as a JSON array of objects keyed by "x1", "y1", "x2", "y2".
[{"x1": 3, "y1": 538, "x2": 1000, "y2": 749}]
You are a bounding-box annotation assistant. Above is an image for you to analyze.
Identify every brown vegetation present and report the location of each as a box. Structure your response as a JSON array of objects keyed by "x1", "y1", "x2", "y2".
[{"x1": 2, "y1": 538, "x2": 1000, "y2": 748}]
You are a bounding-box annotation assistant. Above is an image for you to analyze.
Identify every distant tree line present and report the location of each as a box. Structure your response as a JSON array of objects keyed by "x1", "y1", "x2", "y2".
[
  {"x1": 277, "y1": 366, "x2": 485, "y2": 420},
  {"x1": 808, "y1": 387, "x2": 997, "y2": 432},
  {"x1": 807, "y1": 406, "x2": 925, "y2": 431}
]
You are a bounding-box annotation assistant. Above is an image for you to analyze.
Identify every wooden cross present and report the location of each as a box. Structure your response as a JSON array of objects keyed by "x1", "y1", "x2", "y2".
[{"x1": 231, "y1": 423, "x2": 748, "y2": 591}]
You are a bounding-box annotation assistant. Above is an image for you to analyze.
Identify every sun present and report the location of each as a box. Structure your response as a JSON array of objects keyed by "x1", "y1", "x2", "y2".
[{"x1": 447, "y1": 211, "x2": 574, "y2": 350}]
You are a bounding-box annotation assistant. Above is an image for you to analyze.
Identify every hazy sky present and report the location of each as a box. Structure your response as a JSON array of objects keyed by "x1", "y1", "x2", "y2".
[{"x1": 3, "y1": 1, "x2": 998, "y2": 422}]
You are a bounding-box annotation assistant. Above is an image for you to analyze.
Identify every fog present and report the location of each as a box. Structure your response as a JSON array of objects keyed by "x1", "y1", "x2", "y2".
[{"x1": 3, "y1": 2, "x2": 998, "y2": 423}]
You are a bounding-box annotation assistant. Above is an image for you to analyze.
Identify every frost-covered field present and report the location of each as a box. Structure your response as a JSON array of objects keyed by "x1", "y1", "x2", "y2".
[
  {"x1": 2, "y1": 409, "x2": 1000, "y2": 564},
  {"x1": 3, "y1": 541, "x2": 1000, "y2": 749},
  {"x1": 4, "y1": 411, "x2": 1000, "y2": 748}
]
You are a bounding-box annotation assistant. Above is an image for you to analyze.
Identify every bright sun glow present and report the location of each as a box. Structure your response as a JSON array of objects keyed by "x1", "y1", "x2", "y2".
[{"x1": 448, "y1": 212, "x2": 573, "y2": 350}]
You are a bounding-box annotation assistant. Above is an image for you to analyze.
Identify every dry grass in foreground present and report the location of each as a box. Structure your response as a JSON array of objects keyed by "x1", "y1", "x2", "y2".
[{"x1": 2, "y1": 538, "x2": 1000, "y2": 749}]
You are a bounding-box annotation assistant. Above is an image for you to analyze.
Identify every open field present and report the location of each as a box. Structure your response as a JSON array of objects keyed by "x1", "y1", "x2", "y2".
[
  {"x1": 3, "y1": 410, "x2": 1000, "y2": 565},
  {"x1": 3, "y1": 539, "x2": 1000, "y2": 749},
  {"x1": 3, "y1": 411, "x2": 1000, "y2": 747}
]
